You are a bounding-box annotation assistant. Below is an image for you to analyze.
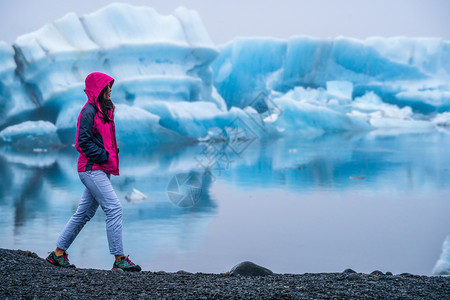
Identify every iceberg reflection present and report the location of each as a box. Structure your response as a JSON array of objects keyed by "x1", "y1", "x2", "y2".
[{"x1": 1, "y1": 131, "x2": 450, "y2": 273}]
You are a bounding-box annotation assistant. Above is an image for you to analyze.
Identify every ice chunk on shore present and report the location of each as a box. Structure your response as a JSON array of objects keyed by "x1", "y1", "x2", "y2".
[{"x1": 432, "y1": 235, "x2": 450, "y2": 275}]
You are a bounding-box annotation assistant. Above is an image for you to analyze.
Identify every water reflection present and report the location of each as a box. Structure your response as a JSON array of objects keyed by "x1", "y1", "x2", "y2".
[{"x1": 1, "y1": 131, "x2": 450, "y2": 274}]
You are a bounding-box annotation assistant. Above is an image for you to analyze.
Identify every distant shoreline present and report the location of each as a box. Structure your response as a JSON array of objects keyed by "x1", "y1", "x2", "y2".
[{"x1": 1, "y1": 248, "x2": 449, "y2": 299}]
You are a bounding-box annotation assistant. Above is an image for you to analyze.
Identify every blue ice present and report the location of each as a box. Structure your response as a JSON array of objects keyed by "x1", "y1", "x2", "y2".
[{"x1": 0, "y1": 3, "x2": 449, "y2": 150}]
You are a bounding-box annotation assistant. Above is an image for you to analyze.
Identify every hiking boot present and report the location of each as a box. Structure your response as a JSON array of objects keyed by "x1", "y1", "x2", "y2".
[
  {"x1": 112, "y1": 255, "x2": 141, "y2": 272},
  {"x1": 46, "y1": 251, "x2": 76, "y2": 268}
]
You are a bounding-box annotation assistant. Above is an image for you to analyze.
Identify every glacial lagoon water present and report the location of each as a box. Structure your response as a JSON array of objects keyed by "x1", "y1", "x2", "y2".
[{"x1": 1, "y1": 131, "x2": 450, "y2": 275}]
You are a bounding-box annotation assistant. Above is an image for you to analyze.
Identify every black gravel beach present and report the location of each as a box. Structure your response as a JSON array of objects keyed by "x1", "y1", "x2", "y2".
[{"x1": 1, "y1": 248, "x2": 449, "y2": 299}]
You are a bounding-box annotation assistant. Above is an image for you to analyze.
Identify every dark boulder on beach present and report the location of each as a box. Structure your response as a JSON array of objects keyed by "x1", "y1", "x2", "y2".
[
  {"x1": 230, "y1": 261, "x2": 273, "y2": 276},
  {"x1": 371, "y1": 270, "x2": 385, "y2": 276}
]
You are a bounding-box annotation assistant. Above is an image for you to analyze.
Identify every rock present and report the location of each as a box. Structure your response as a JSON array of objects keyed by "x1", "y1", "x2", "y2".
[
  {"x1": 371, "y1": 270, "x2": 384, "y2": 276},
  {"x1": 229, "y1": 261, "x2": 273, "y2": 276},
  {"x1": 342, "y1": 268, "x2": 356, "y2": 274},
  {"x1": 386, "y1": 272, "x2": 393, "y2": 276}
]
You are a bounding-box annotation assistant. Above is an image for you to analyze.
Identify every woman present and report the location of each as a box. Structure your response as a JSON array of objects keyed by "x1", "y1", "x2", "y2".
[{"x1": 46, "y1": 72, "x2": 141, "y2": 272}]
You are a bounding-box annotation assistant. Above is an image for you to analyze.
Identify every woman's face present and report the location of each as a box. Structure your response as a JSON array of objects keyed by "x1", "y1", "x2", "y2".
[{"x1": 106, "y1": 83, "x2": 112, "y2": 99}]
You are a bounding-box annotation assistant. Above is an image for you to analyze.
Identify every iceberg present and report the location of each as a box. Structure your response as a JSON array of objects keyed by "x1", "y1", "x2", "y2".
[
  {"x1": 212, "y1": 36, "x2": 450, "y2": 111},
  {"x1": 0, "y1": 42, "x2": 34, "y2": 126},
  {"x1": 433, "y1": 235, "x2": 450, "y2": 275},
  {"x1": 11, "y1": 3, "x2": 221, "y2": 110},
  {"x1": 209, "y1": 36, "x2": 449, "y2": 135},
  {"x1": 1, "y1": 3, "x2": 450, "y2": 147},
  {"x1": 326, "y1": 81, "x2": 353, "y2": 101},
  {"x1": 0, "y1": 120, "x2": 61, "y2": 151},
  {"x1": 3, "y1": 3, "x2": 225, "y2": 144}
]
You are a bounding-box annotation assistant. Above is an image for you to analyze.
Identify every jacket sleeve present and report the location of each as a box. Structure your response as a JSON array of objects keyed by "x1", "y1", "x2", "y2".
[{"x1": 77, "y1": 105, "x2": 109, "y2": 164}]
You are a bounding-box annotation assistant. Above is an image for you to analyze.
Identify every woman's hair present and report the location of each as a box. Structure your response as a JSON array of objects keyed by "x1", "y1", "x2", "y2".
[{"x1": 98, "y1": 83, "x2": 113, "y2": 123}]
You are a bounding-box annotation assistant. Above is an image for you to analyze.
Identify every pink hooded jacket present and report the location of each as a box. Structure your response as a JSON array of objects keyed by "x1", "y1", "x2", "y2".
[{"x1": 75, "y1": 72, "x2": 119, "y2": 175}]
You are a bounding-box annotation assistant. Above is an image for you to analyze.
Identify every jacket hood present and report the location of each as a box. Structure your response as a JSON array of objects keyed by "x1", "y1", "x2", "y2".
[{"x1": 84, "y1": 72, "x2": 115, "y2": 106}]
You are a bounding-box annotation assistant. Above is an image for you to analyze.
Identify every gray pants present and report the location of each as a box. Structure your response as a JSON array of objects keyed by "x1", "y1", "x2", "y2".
[{"x1": 56, "y1": 170, "x2": 124, "y2": 255}]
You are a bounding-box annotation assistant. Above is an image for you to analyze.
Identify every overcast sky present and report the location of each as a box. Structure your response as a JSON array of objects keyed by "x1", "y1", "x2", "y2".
[{"x1": 1, "y1": 0, "x2": 449, "y2": 45}]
